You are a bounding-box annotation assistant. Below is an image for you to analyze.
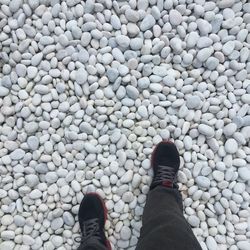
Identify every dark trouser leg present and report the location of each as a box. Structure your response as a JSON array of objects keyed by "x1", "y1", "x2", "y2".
[
  {"x1": 77, "y1": 239, "x2": 108, "y2": 250},
  {"x1": 136, "y1": 186, "x2": 202, "y2": 250}
]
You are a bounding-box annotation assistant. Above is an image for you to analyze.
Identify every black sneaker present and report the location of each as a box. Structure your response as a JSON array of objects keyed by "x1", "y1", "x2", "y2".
[
  {"x1": 77, "y1": 193, "x2": 111, "y2": 250},
  {"x1": 150, "y1": 140, "x2": 180, "y2": 189}
]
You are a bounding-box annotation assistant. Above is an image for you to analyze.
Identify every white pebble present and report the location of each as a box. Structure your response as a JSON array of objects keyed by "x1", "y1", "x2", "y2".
[{"x1": 224, "y1": 138, "x2": 238, "y2": 154}]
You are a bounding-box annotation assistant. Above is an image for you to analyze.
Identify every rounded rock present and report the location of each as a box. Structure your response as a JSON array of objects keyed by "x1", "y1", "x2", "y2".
[
  {"x1": 224, "y1": 138, "x2": 238, "y2": 154},
  {"x1": 169, "y1": 10, "x2": 182, "y2": 26}
]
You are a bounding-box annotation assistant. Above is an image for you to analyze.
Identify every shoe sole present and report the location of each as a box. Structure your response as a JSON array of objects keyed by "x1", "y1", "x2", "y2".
[
  {"x1": 87, "y1": 193, "x2": 112, "y2": 250},
  {"x1": 151, "y1": 140, "x2": 174, "y2": 169}
]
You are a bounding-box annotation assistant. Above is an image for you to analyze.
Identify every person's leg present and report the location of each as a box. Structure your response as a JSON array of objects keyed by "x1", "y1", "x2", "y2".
[
  {"x1": 76, "y1": 193, "x2": 111, "y2": 250},
  {"x1": 136, "y1": 141, "x2": 202, "y2": 250},
  {"x1": 136, "y1": 186, "x2": 202, "y2": 250}
]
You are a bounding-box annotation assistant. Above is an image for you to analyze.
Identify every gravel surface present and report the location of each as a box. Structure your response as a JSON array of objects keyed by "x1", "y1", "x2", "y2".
[{"x1": 0, "y1": 0, "x2": 250, "y2": 249}]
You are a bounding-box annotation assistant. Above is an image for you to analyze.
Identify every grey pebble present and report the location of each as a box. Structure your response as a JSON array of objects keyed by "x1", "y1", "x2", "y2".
[
  {"x1": 27, "y1": 136, "x2": 39, "y2": 150},
  {"x1": 186, "y1": 95, "x2": 201, "y2": 109},
  {"x1": 25, "y1": 174, "x2": 39, "y2": 188},
  {"x1": 63, "y1": 212, "x2": 75, "y2": 226},
  {"x1": 51, "y1": 218, "x2": 64, "y2": 231},
  {"x1": 126, "y1": 85, "x2": 139, "y2": 100},
  {"x1": 154, "y1": 106, "x2": 166, "y2": 119},
  {"x1": 10, "y1": 148, "x2": 25, "y2": 160},
  {"x1": 31, "y1": 53, "x2": 43, "y2": 66},
  {"x1": 116, "y1": 35, "x2": 130, "y2": 48},
  {"x1": 197, "y1": 48, "x2": 214, "y2": 62},
  {"x1": 76, "y1": 68, "x2": 88, "y2": 85},
  {"x1": 198, "y1": 124, "x2": 215, "y2": 138},
  {"x1": 29, "y1": 189, "x2": 42, "y2": 199},
  {"x1": 125, "y1": 9, "x2": 140, "y2": 23},
  {"x1": 0, "y1": 86, "x2": 10, "y2": 97},
  {"x1": 106, "y1": 68, "x2": 119, "y2": 82},
  {"x1": 196, "y1": 176, "x2": 210, "y2": 188},
  {"x1": 169, "y1": 9, "x2": 182, "y2": 26},
  {"x1": 140, "y1": 14, "x2": 156, "y2": 31}
]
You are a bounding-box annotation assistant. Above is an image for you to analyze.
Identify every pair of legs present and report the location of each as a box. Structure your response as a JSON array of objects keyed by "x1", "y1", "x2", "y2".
[{"x1": 77, "y1": 141, "x2": 202, "y2": 250}]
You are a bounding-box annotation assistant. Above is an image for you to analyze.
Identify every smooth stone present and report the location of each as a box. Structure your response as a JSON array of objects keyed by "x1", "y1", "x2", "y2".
[
  {"x1": 238, "y1": 167, "x2": 250, "y2": 181},
  {"x1": 27, "y1": 66, "x2": 38, "y2": 79},
  {"x1": 35, "y1": 163, "x2": 49, "y2": 174},
  {"x1": 218, "y1": 0, "x2": 234, "y2": 8},
  {"x1": 138, "y1": 106, "x2": 148, "y2": 118},
  {"x1": 223, "y1": 123, "x2": 237, "y2": 137},
  {"x1": 78, "y1": 49, "x2": 89, "y2": 63},
  {"x1": 206, "y1": 236, "x2": 217, "y2": 250},
  {"x1": 0, "y1": 86, "x2": 10, "y2": 97},
  {"x1": 32, "y1": 52, "x2": 43, "y2": 66},
  {"x1": 51, "y1": 218, "x2": 64, "y2": 230},
  {"x1": 14, "y1": 215, "x2": 25, "y2": 227},
  {"x1": 106, "y1": 68, "x2": 119, "y2": 82},
  {"x1": 197, "y1": 19, "x2": 211, "y2": 35},
  {"x1": 140, "y1": 14, "x2": 156, "y2": 31},
  {"x1": 122, "y1": 192, "x2": 134, "y2": 203},
  {"x1": 127, "y1": 23, "x2": 140, "y2": 37},
  {"x1": 169, "y1": 9, "x2": 182, "y2": 26},
  {"x1": 51, "y1": 235, "x2": 63, "y2": 247},
  {"x1": 84, "y1": 142, "x2": 97, "y2": 153},
  {"x1": 71, "y1": 180, "x2": 81, "y2": 192},
  {"x1": 114, "y1": 199, "x2": 125, "y2": 213},
  {"x1": 0, "y1": 189, "x2": 7, "y2": 198},
  {"x1": 27, "y1": 136, "x2": 39, "y2": 150},
  {"x1": 224, "y1": 138, "x2": 238, "y2": 154},
  {"x1": 237, "y1": 241, "x2": 250, "y2": 250},
  {"x1": 126, "y1": 85, "x2": 139, "y2": 100},
  {"x1": 195, "y1": 176, "x2": 210, "y2": 188},
  {"x1": 10, "y1": 148, "x2": 25, "y2": 160},
  {"x1": 188, "y1": 215, "x2": 200, "y2": 227},
  {"x1": 125, "y1": 9, "x2": 140, "y2": 23},
  {"x1": 198, "y1": 124, "x2": 215, "y2": 138},
  {"x1": 222, "y1": 41, "x2": 235, "y2": 56},
  {"x1": 29, "y1": 189, "x2": 42, "y2": 199},
  {"x1": 1, "y1": 231, "x2": 15, "y2": 240},
  {"x1": 130, "y1": 38, "x2": 143, "y2": 50},
  {"x1": 152, "y1": 66, "x2": 167, "y2": 76},
  {"x1": 197, "y1": 48, "x2": 213, "y2": 62},
  {"x1": 212, "y1": 170, "x2": 224, "y2": 182},
  {"x1": 0, "y1": 242, "x2": 15, "y2": 249},
  {"x1": 153, "y1": 106, "x2": 167, "y2": 119},
  {"x1": 111, "y1": 15, "x2": 121, "y2": 30},
  {"x1": 205, "y1": 57, "x2": 219, "y2": 70},
  {"x1": 120, "y1": 225, "x2": 131, "y2": 240},
  {"x1": 186, "y1": 32, "x2": 199, "y2": 48},
  {"x1": 197, "y1": 37, "x2": 213, "y2": 48},
  {"x1": 80, "y1": 122, "x2": 94, "y2": 134},
  {"x1": 116, "y1": 35, "x2": 130, "y2": 48},
  {"x1": 76, "y1": 68, "x2": 88, "y2": 85},
  {"x1": 71, "y1": 26, "x2": 82, "y2": 39},
  {"x1": 186, "y1": 95, "x2": 201, "y2": 109},
  {"x1": 121, "y1": 170, "x2": 133, "y2": 183},
  {"x1": 132, "y1": 173, "x2": 141, "y2": 188},
  {"x1": 1, "y1": 215, "x2": 14, "y2": 226},
  {"x1": 25, "y1": 174, "x2": 39, "y2": 188},
  {"x1": 16, "y1": 64, "x2": 27, "y2": 77},
  {"x1": 1, "y1": 76, "x2": 12, "y2": 88},
  {"x1": 100, "y1": 176, "x2": 110, "y2": 187},
  {"x1": 233, "y1": 183, "x2": 245, "y2": 194},
  {"x1": 170, "y1": 37, "x2": 182, "y2": 53},
  {"x1": 9, "y1": 0, "x2": 22, "y2": 12},
  {"x1": 63, "y1": 212, "x2": 75, "y2": 226},
  {"x1": 241, "y1": 94, "x2": 250, "y2": 104}
]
